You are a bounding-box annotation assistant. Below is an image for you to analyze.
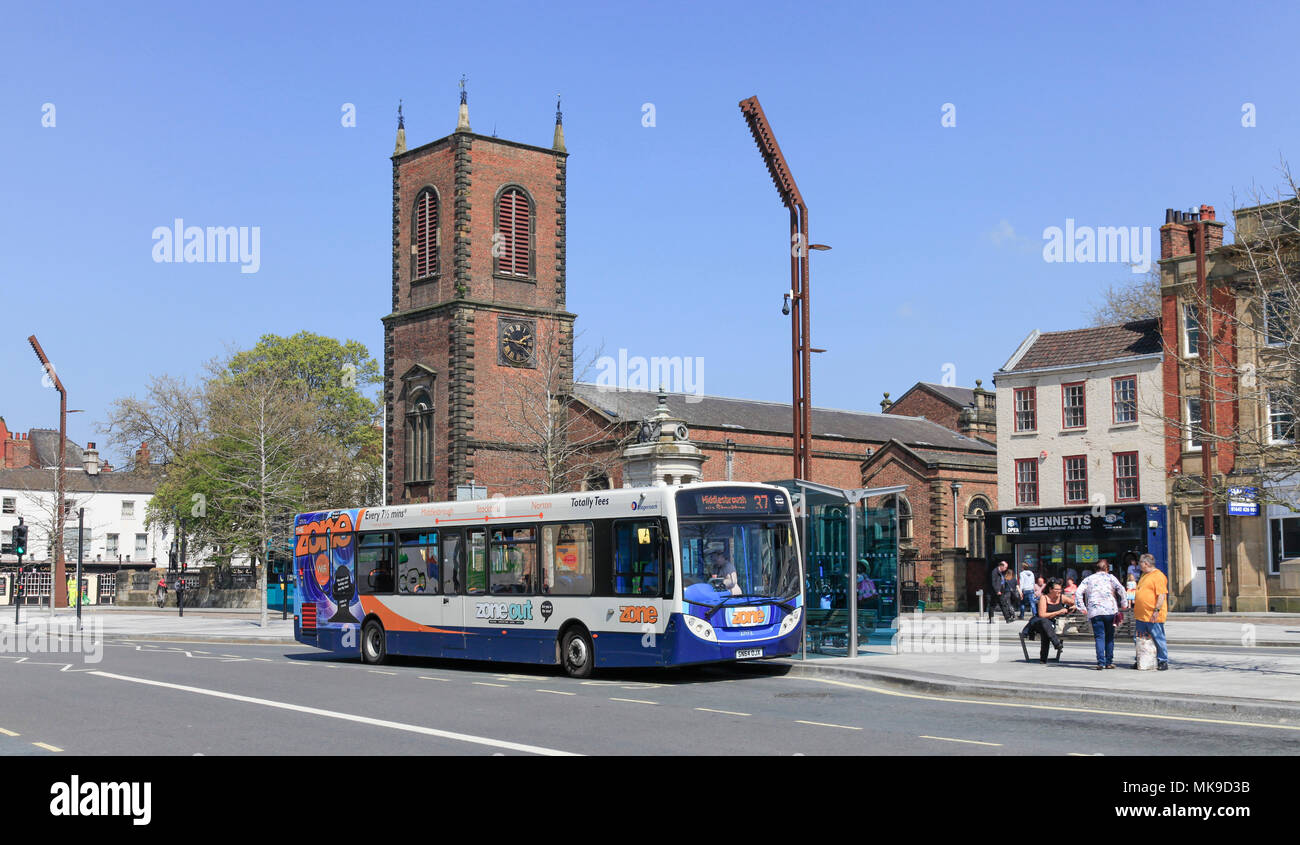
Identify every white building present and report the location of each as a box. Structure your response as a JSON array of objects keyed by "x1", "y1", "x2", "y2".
[{"x1": 986, "y1": 320, "x2": 1170, "y2": 578}]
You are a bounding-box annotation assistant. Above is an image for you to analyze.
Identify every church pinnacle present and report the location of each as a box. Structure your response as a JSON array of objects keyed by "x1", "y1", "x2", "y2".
[
  {"x1": 552, "y1": 94, "x2": 565, "y2": 152},
  {"x1": 394, "y1": 100, "x2": 406, "y2": 154},
  {"x1": 456, "y1": 75, "x2": 472, "y2": 133}
]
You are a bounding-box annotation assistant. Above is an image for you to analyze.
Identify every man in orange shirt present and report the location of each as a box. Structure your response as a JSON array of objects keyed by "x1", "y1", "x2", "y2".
[{"x1": 1132, "y1": 553, "x2": 1169, "y2": 670}]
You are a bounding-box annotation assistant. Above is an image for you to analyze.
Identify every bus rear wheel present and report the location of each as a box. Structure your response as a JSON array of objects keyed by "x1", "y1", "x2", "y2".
[
  {"x1": 361, "y1": 620, "x2": 386, "y2": 665},
  {"x1": 561, "y1": 628, "x2": 594, "y2": 678}
]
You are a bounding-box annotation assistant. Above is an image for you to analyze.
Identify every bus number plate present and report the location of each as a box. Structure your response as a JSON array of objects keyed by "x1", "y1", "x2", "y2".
[{"x1": 735, "y1": 648, "x2": 763, "y2": 659}]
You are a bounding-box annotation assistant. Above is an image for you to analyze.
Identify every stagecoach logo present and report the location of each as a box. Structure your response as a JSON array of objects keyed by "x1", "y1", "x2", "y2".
[
  {"x1": 630, "y1": 494, "x2": 659, "y2": 512},
  {"x1": 475, "y1": 600, "x2": 534, "y2": 624}
]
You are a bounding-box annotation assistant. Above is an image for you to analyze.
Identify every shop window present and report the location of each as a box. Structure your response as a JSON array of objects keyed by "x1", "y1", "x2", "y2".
[
  {"x1": 542, "y1": 522, "x2": 594, "y2": 596},
  {"x1": 1014, "y1": 387, "x2": 1037, "y2": 432},
  {"x1": 1062, "y1": 382, "x2": 1086, "y2": 429},
  {"x1": 1015, "y1": 459, "x2": 1038, "y2": 505},
  {"x1": 1063, "y1": 455, "x2": 1088, "y2": 504},
  {"x1": 1271, "y1": 516, "x2": 1300, "y2": 574},
  {"x1": 1113, "y1": 452, "x2": 1139, "y2": 501},
  {"x1": 1112, "y1": 376, "x2": 1137, "y2": 424}
]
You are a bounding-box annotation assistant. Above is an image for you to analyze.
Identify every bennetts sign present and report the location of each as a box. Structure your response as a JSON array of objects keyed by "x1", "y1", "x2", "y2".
[{"x1": 1001, "y1": 510, "x2": 1129, "y2": 534}]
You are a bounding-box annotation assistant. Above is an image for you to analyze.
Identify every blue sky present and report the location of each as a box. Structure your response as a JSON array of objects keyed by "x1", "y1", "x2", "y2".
[{"x1": 2, "y1": 0, "x2": 1298, "y2": 464}]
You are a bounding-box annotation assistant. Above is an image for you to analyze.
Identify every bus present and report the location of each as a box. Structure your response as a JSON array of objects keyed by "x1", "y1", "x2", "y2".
[{"x1": 292, "y1": 482, "x2": 804, "y2": 677}]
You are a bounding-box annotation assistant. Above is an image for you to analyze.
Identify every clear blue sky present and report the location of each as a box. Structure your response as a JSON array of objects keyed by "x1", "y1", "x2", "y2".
[{"x1": 3, "y1": 0, "x2": 1298, "y2": 465}]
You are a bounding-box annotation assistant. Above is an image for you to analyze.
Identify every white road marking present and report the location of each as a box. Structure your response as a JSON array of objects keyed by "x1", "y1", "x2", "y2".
[
  {"x1": 610, "y1": 697, "x2": 658, "y2": 705},
  {"x1": 418, "y1": 676, "x2": 448, "y2": 682},
  {"x1": 473, "y1": 682, "x2": 507, "y2": 688},
  {"x1": 696, "y1": 708, "x2": 751, "y2": 717},
  {"x1": 795, "y1": 720, "x2": 861, "y2": 731},
  {"x1": 800, "y1": 677, "x2": 1300, "y2": 732},
  {"x1": 536, "y1": 689, "x2": 576, "y2": 696},
  {"x1": 368, "y1": 670, "x2": 398, "y2": 676},
  {"x1": 88, "y1": 671, "x2": 580, "y2": 756},
  {"x1": 919, "y1": 735, "x2": 1001, "y2": 747},
  {"x1": 0, "y1": 727, "x2": 19, "y2": 737},
  {"x1": 32, "y1": 742, "x2": 62, "y2": 752}
]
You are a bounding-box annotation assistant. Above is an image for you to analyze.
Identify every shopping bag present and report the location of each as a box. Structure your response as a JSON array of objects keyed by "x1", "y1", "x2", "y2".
[{"x1": 1135, "y1": 634, "x2": 1158, "y2": 670}]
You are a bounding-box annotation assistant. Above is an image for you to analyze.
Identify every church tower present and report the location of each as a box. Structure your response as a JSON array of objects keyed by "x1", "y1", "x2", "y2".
[{"x1": 383, "y1": 85, "x2": 573, "y2": 503}]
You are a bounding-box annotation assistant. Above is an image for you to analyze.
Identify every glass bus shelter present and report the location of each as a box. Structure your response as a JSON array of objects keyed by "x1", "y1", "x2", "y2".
[{"x1": 770, "y1": 480, "x2": 903, "y2": 658}]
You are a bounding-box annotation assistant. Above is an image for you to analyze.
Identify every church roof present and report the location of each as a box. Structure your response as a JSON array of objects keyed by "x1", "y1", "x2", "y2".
[{"x1": 571, "y1": 385, "x2": 993, "y2": 453}]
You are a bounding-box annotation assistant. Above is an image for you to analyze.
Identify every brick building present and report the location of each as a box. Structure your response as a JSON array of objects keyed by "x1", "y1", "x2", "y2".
[
  {"x1": 1158, "y1": 201, "x2": 1300, "y2": 611},
  {"x1": 881, "y1": 381, "x2": 997, "y2": 444}
]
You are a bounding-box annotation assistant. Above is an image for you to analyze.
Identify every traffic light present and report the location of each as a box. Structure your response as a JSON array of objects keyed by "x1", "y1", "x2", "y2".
[{"x1": 13, "y1": 524, "x2": 27, "y2": 557}]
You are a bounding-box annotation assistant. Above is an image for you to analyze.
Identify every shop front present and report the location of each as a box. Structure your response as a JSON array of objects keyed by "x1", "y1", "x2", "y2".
[{"x1": 985, "y1": 504, "x2": 1168, "y2": 584}]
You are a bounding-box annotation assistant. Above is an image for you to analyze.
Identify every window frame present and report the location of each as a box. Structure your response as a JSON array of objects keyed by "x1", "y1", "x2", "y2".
[
  {"x1": 1267, "y1": 389, "x2": 1296, "y2": 444},
  {"x1": 1184, "y1": 303, "x2": 1201, "y2": 357},
  {"x1": 489, "y1": 525, "x2": 540, "y2": 595},
  {"x1": 1186, "y1": 397, "x2": 1203, "y2": 451},
  {"x1": 1013, "y1": 387, "x2": 1037, "y2": 433},
  {"x1": 1, "y1": 497, "x2": 13, "y2": 515},
  {"x1": 396, "y1": 529, "x2": 442, "y2": 596},
  {"x1": 542, "y1": 521, "x2": 595, "y2": 597},
  {"x1": 411, "y1": 187, "x2": 440, "y2": 282},
  {"x1": 1062, "y1": 454, "x2": 1088, "y2": 505},
  {"x1": 1061, "y1": 381, "x2": 1087, "y2": 430},
  {"x1": 405, "y1": 389, "x2": 434, "y2": 483},
  {"x1": 1015, "y1": 458, "x2": 1039, "y2": 506},
  {"x1": 611, "y1": 519, "x2": 665, "y2": 597},
  {"x1": 1113, "y1": 451, "x2": 1140, "y2": 502},
  {"x1": 1269, "y1": 514, "x2": 1299, "y2": 575},
  {"x1": 1111, "y1": 375, "x2": 1137, "y2": 425},
  {"x1": 494, "y1": 185, "x2": 535, "y2": 280},
  {"x1": 356, "y1": 531, "x2": 396, "y2": 595},
  {"x1": 1264, "y1": 289, "x2": 1290, "y2": 347}
]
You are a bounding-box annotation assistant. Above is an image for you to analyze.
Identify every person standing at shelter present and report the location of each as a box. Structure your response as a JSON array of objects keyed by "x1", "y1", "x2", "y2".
[
  {"x1": 989, "y1": 560, "x2": 1014, "y2": 622},
  {"x1": 1132, "y1": 553, "x2": 1170, "y2": 671},
  {"x1": 1074, "y1": 560, "x2": 1129, "y2": 670},
  {"x1": 1018, "y1": 561, "x2": 1036, "y2": 620}
]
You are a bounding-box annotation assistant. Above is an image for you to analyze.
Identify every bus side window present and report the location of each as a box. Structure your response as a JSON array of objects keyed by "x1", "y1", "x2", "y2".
[
  {"x1": 613, "y1": 521, "x2": 660, "y2": 596},
  {"x1": 441, "y1": 532, "x2": 463, "y2": 595},
  {"x1": 357, "y1": 532, "x2": 395, "y2": 595}
]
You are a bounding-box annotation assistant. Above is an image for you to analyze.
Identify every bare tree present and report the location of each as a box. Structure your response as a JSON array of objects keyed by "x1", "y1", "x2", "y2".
[
  {"x1": 493, "y1": 330, "x2": 632, "y2": 494},
  {"x1": 1089, "y1": 267, "x2": 1161, "y2": 326},
  {"x1": 100, "y1": 373, "x2": 206, "y2": 468},
  {"x1": 1150, "y1": 167, "x2": 1300, "y2": 511}
]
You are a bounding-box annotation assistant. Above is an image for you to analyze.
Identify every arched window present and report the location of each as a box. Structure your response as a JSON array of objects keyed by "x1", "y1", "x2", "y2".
[
  {"x1": 883, "y1": 494, "x2": 913, "y2": 541},
  {"x1": 405, "y1": 391, "x2": 434, "y2": 482},
  {"x1": 495, "y1": 187, "x2": 532, "y2": 277},
  {"x1": 966, "y1": 495, "x2": 991, "y2": 559},
  {"x1": 412, "y1": 188, "x2": 439, "y2": 280}
]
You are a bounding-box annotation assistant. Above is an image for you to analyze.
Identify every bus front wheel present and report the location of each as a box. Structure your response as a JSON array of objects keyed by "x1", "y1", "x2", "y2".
[
  {"x1": 362, "y1": 620, "x2": 387, "y2": 665},
  {"x1": 561, "y1": 628, "x2": 594, "y2": 678}
]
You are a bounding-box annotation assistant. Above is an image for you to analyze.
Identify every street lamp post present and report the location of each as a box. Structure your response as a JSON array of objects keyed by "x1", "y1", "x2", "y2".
[
  {"x1": 740, "y1": 96, "x2": 829, "y2": 482},
  {"x1": 27, "y1": 335, "x2": 69, "y2": 612}
]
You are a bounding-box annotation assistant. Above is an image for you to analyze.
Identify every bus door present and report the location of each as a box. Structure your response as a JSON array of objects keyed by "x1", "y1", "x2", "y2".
[{"x1": 441, "y1": 531, "x2": 466, "y2": 650}]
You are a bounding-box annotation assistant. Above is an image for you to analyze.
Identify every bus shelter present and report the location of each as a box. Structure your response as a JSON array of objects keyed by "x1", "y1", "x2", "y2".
[{"x1": 771, "y1": 480, "x2": 903, "y2": 658}]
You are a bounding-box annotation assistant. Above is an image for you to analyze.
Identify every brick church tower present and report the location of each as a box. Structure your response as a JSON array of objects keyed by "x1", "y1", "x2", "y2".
[{"x1": 383, "y1": 86, "x2": 574, "y2": 504}]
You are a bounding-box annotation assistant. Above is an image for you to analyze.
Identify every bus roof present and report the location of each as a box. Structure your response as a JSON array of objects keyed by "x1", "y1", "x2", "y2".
[{"x1": 295, "y1": 481, "x2": 790, "y2": 533}]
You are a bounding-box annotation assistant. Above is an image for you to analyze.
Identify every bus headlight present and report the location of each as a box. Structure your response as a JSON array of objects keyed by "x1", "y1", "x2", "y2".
[
  {"x1": 683, "y1": 614, "x2": 717, "y2": 642},
  {"x1": 778, "y1": 606, "x2": 803, "y2": 637}
]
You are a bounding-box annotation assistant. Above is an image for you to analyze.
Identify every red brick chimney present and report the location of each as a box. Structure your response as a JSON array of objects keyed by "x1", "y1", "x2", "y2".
[
  {"x1": 4, "y1": 431, "x2": 33, "y2": 469},
  {"x1": 135, "y1": 441, "x2": 152, "y2": 469},
  {"x1": 1162, "y1": 206, "x2": 1225, "y2": 259}
]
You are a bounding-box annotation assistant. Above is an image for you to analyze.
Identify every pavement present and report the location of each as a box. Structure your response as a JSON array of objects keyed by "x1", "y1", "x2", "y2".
[{"x1": 2, "y1": 606, "x2": 1297, "y2": 724}]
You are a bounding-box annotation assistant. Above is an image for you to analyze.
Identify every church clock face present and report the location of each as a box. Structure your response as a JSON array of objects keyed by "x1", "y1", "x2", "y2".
[{"x1": 497, "y1": 318, "x2": 536, "y2": 367}]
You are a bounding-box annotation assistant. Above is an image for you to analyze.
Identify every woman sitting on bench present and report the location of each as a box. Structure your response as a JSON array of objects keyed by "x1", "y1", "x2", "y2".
[{"x1": 1029, "y1": 578, "x2": 1074, "y2": 664}]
